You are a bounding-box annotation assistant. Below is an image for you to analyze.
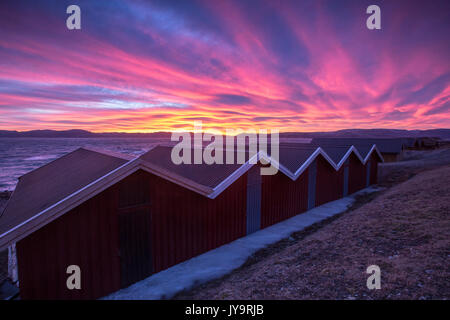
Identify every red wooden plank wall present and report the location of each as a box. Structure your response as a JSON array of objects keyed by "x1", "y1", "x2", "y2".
[
  {"x1": 116, "y1": 170, "x2": 152, "y2": 288},
  {"x1": 149, "y1": 171, "x2": 247, "y2": 273},
  {"x1": 369, "y1": 153, "x2": 379, "y2": 185},
  {"x1": 17, "y1": 184, "x2": 121, "y2": 300},
  {"x1": 315, "y1": 155, "x2": 344, "y2": 206},
  {"x1": 16, "y1": 152, "x2": 376, "y2": 300},
  {"x1": 348, "y1": 153, "x2": 367, "y2": 194},
  {"x1": 260, "y1": 169, "x2": 308, "y2": 229},
  {"x1": 16, "y1": 169, "x2": 248, "y2": 299}
]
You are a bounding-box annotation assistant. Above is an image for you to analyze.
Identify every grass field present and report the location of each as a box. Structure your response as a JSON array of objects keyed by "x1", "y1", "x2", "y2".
[{"x1": 175, "y1": 165, "x2": 450, "y2": 299}]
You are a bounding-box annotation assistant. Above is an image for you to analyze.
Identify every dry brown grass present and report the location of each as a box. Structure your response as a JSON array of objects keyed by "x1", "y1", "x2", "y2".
[
  {"x1": 175, "y1": 165, "x2": 450, "y2": 300},
  {"x1": 378, "y1": 145, "x2": 450, "y2": 187}
]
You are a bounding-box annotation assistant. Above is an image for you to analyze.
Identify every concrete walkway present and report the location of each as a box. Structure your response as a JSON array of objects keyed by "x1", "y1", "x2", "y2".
[{"x1": 105, "y1": 186, "x2": 382, "y2": 300}]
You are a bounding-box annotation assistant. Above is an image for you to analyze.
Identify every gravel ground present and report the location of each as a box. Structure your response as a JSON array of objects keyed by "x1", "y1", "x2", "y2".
[{"x1": 175, "y1": 165, "x2": 450, "y2": 300}]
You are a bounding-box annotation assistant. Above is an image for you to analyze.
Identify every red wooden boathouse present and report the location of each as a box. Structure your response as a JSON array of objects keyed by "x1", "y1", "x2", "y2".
[{"x1": 0, "y1": 142, "x2": 383, "y2": 299}]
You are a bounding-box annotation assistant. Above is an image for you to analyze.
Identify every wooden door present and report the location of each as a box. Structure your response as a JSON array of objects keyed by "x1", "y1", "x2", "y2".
[{"x1": 118, "y1": 206, "x2": 152, "y2": 288}]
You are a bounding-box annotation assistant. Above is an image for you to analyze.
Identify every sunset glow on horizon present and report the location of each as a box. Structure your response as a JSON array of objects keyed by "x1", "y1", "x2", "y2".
[{"x1": 0, "y1": 0, "x2": 449, "y2": 133}]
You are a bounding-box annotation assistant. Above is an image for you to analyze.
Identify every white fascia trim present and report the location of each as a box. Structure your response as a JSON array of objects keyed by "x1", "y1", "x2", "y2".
[
  {"x1": 138, "y1": 160, "x2": 213, "y2": 197},
  {"x1": 291, "y1": 147, "x2": 345, "y2": 180},
  {"x1": 335, "y1": 146, "x2": 361, "y2": 169},
  {"x1": 291, "y1": 144, "x2": 384, "y2": 180},
  {"x1": 292, "y1": 147, "x2": 324, "y2": 179},
  {"x1": 335, "y1": 146, "x2": 352, "y2": 169},
  {"x1": 208, "y1": 153, "x2": 258, "y2": 199},
  {"x1": 318, "y1": 147, "x2": 340, "y2": 170},
  {"x1": 159, "y1": 143, "x2": 385, "y2": 199},
  {"x1": 335, "y1": 145, "x2": 376, "y2": 169},
  {"x1": 258, "y1": 150, "x2": 295, "y2": 179},
  {"x1": 257, "y1": 147, "x2": 337, "y2": 182},
  {"x1": 164, "y1": 144, "x2": 384, "y2": 198},
  {"x1": 209, "y1": 150, "x2": 297, "y2": 198},
  {"x1": 334, "y1": 144, "x2": 384, "y2": 169},
  {"x1": 258, "y1": 147, "x2": 336, "y2": 181},
  {"x1": 350, "y1": 146, "x2": 365, "y2": 164},
  {"x1": 365, "y1": 144, "x2": 384, "y2": 163}
]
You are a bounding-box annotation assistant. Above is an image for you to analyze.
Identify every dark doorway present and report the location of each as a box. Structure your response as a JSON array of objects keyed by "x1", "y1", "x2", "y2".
[{"x1": 118, "y1": 205, "x2": 152, "y2": 288}]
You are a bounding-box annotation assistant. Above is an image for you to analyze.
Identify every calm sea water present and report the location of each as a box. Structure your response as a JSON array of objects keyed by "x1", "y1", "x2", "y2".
[{"x1": 0, "y1": 137, "x2": 168, "y2": 191}]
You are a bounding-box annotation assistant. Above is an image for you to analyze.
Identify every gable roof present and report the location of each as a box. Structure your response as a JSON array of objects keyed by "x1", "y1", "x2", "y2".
[
  {"x1": 0, "y1": 141, "x2": 383, "y2": 250},
  {"x1": 0, "y1": 148, "x2": 135, "y2": 248}
]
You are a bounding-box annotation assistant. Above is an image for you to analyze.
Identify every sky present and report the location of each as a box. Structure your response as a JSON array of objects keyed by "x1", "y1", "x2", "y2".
[{"x1": 0, "y1": 0, "x2": 449, "y2": 133}]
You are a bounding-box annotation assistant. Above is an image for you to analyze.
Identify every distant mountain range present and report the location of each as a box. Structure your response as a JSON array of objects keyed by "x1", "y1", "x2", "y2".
[
  {"x1": 0, "y1": 128, "x2": 449, "y2": 139},
  {"x1": 281, "y1": 128, "x2": 450, "y2": 140},
  {"x1": 0, "y1": 129, "x2": 172, "y2": 139}
]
